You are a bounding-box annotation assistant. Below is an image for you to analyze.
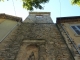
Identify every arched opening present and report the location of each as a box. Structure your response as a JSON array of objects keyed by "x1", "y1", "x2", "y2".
[
  {"x1": 26, "y1": 44, "x2": 39, "y2": 60},
  {"x1": 16, "y1": 44, "x2": 39, "y2": 60}
]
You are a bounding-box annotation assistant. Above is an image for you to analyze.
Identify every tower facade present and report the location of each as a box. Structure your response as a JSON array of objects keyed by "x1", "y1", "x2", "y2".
[{"x1": 0, "y1": 12, "x2": 74, "y2": 60}]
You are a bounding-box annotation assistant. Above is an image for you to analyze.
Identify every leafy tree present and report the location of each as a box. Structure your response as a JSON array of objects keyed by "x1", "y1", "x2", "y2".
[
  {"x1": 71, "y1": 0, "x2": 80, "y2": 6},
  {"x1": 0, "y1": 0, "x2": 80, "y2": 10},
  {"x1": 0, "y1": 0, "x2": 49, "y2": 10},
  {"x1": 23, "y1": 0, "x2": 49, "y2": 10}
]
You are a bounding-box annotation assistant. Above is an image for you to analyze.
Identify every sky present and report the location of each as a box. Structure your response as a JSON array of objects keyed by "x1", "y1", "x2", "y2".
[{"x1": 0, "y1": 0, "x2": 80, "y2": 23}]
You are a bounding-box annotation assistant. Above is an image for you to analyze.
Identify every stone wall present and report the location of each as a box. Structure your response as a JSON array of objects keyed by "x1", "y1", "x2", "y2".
[
  {"x1": 16, "y1": 23, "x2": 74, "y2": 60},
  {"x1": 57, "y1": 23, "x2": 80, "y2": 60},
  {"x1": 0, "y1": 23, "x2": 74, "y2": 60},
  {"x1": 0, "y1": 12, "x2": 76, "y2": 60},
  {"x1": 0, "y1": 24, "x2": 22, "y2": 60},
  {"x1": 24, "y1": 12, "x2": 53, "y2": 23}
]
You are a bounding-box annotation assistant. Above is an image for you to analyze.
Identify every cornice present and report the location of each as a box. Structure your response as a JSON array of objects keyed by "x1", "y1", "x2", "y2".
[
  {"x1": 0, "y1": 13, "x2": 22, "y2": 22},
  {"x1": 56, "y1": 16, "x2": 80, "y2": 24}
]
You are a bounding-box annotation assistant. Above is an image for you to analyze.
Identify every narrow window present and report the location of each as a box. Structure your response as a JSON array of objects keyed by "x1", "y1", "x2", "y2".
[{"x1": 36, "y1": 15, "x2": 43, "y2": 18}]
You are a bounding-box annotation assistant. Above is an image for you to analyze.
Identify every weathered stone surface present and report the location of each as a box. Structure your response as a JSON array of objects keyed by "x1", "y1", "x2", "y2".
[{"x1": 0, "y1": 12, "x2": 74, "y2": 60}]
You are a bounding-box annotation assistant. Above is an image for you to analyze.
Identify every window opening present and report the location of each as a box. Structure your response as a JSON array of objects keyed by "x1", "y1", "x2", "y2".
[
  {"x1": 71, "y1": 25, "x2": 80, "y2": 35},
  {"x1": 36, "y1": 15, "x2": 43, "y2": 18}
]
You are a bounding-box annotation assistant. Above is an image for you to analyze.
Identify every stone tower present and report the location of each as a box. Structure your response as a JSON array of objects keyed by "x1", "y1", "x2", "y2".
[
  {"x1": 0, "y1": 12, "x2": 74, "y2": 60},
  {"x1": 16, "y1": 12, "x2": 74, "y2": 60}
]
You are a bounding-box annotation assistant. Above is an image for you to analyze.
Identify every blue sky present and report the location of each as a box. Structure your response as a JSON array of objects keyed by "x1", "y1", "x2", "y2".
[{"x1": 0, "y1": 0, "x2": 80, "y2": 23}]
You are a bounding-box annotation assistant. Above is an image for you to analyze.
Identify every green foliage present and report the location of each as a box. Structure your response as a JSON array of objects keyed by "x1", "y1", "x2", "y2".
[
  {"x1": 0, "y1": 0, "x2": 4, "y2": 2},
  {"x1": 2, "y1": 0, "x2": 80, "y2": 10},
  {"x1": 22, "y1": 0, "x2": 49, "y2": 10},
  {"x1": 71, "y1": 0, "x2": 80, "y2": 6},
  {"x1": 0, "y1": 0, "x2": 49, "y2": 10}
]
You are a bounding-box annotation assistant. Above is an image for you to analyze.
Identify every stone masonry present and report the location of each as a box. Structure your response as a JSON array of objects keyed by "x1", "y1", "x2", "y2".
[{"x1": 0, "y1": 12, "x2": 74, "y2": 60}]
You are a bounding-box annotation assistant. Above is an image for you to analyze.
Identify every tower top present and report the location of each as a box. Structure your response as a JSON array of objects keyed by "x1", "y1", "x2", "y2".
[
  {"x1": 24, "y1": 12, "x2": 53, "y2": 23},
  {"x1": 29, "y1": 12, "x2": 50, "y2": 15}
]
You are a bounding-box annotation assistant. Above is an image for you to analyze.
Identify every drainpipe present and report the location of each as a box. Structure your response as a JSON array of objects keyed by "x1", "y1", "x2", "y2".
[{"x1": 60, "y1": 24, "x2": 80, "y2": 55}]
